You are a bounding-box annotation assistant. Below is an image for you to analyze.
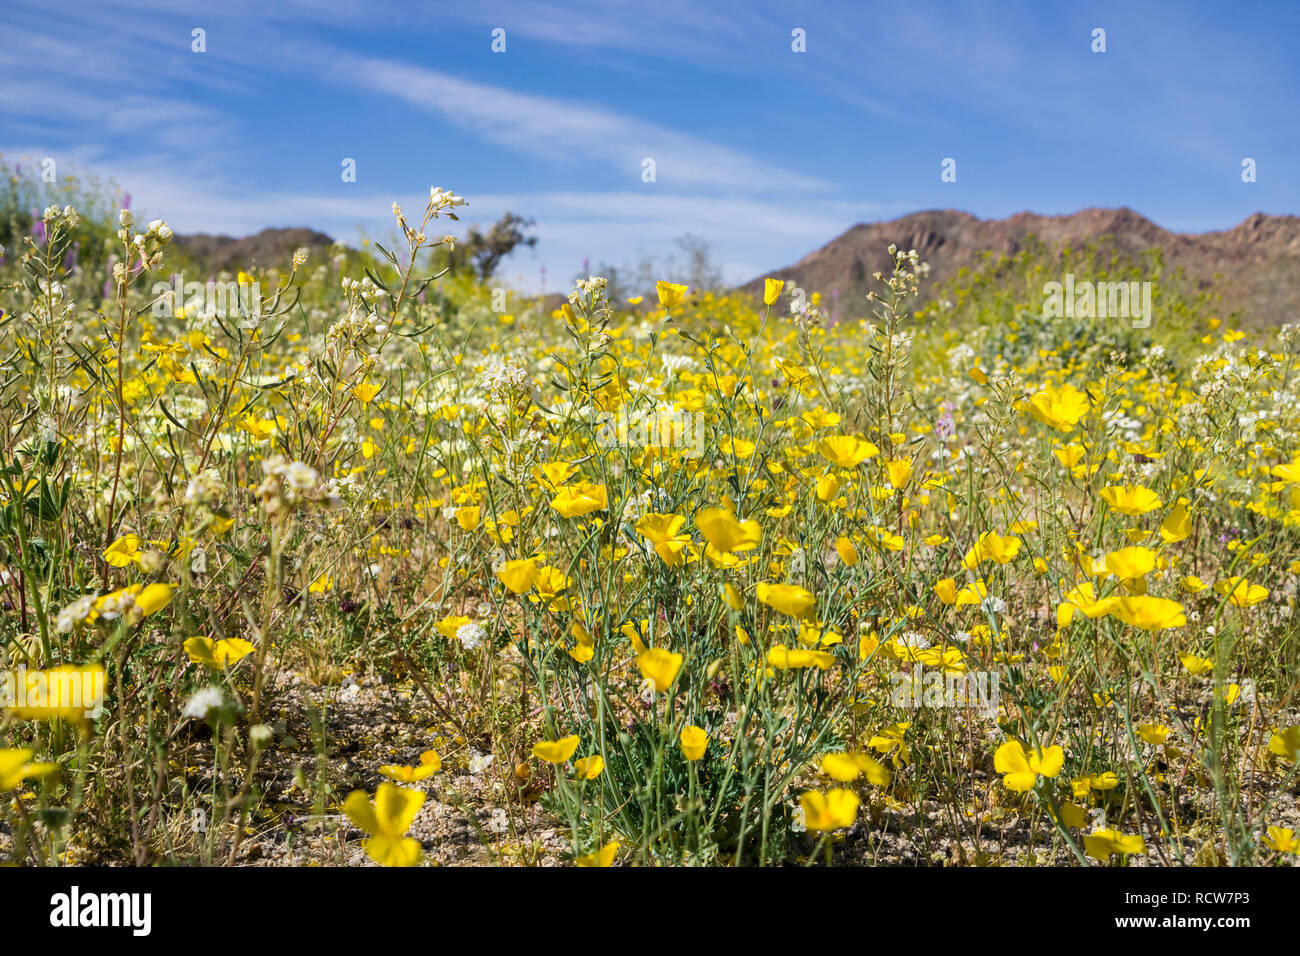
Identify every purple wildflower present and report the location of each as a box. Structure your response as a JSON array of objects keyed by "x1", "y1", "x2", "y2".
[{"x1": 935, "y1": 402, "x2": 956, "y2": 441}]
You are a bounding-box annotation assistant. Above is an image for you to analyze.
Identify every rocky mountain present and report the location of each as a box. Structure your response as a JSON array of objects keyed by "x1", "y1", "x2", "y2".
[
  {"x1": 745, "y1": 208, "x2": 1300, "y2": 325},
  {"x1": 171, "y1": 227, "x2": 335, "y2": 272}
]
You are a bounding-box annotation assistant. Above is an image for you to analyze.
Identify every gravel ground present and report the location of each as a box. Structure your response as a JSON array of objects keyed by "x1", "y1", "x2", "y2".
[{"x1": 6, "y1": 668, "x2": 1296, "y2": 866}]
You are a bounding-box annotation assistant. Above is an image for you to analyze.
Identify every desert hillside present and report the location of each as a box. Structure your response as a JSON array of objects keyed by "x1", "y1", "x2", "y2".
[
  {"x1": 746, "y1": 208, "x2": 1300, "y2": 324},
  {"x1": 171, "y1": 226, "x2": 335, "y2": 272}
]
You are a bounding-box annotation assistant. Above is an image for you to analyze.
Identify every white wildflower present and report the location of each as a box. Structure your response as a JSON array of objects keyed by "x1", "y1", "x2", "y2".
[
  {"x1": 182, "y1": 686, "x2": 225, "y2": 721},
  {"x1": 455, "y1": 622, "x2": 486, "y2": 651}
]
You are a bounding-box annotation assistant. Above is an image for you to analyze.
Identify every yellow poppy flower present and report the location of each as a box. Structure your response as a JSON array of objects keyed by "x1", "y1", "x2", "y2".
[
  {"x1": 0, "y1": 748, "x2": 57, "y2": 791},
  {"x1": 680, "y1": 725, "x2": 709, "y2": 761},
  {"x1": 103, "y1": 534, "x2": 144, "y2": 568},
  {"x1": 1104, "y1": 546, "x2": 1156, "y2": 581},
  {"x1": 1099, "y1": 484, "x2": 1162, "y2": 515},
  {"x1": 756, "y1": 582, "x2": 816, "y2": 619},
  {"x1": 1264, "y1": 826, "x2": 1300, "y2": 854},
  {"x1": 800, "y1": 788, "x2": 860, "y2": 831},
  {"x1": 550, "y1": 482, "x2": 608, "y2": 518},
  {"x1": 963, "y1": 531, "x2": 1022, "y2": 568},
  {"x1": 817, "y1": 434, "x2": 880, "y2": 468},
  {"x1": 884, "y1": 457, "x2": 913, "y2": 489},
  {"x1": 820, "y1": 751, "x2": 891, "y2": 786},
  {"x1": 695, "y1": 507, "x2": 762, "y2": 553},
  {"x1": 994, "y1": 740, "x2": 1064, "y2": 792},
  {"x1": 1113, "y1": 596, "x2": 1185, "y2": 630},
  {"x1": 763, "y1": 277, "x2": 784, "y2": 306},
  {"x1": 1026, "y1": 383, "x2": 1090, "y2": 432},
  {"x1": 1269, "y1": 726, "x2": 1299, "y2": 761},
  {"x1": 635, "y1": 512, "x2": 691, "y2": 566},
  {"x1": 1215, "y1": 576, "x2": 1268, "y2": 607},
  {"x1": 343, "y1": 782, "x2": 425, "y2": 867},
  {"x1": 455, "y1": 505, "x2": 481, "y2": 531},
  {"x1": 184, "y1": 636, "x2": 255, "y2": 668},
  {"x1": 576, "y1": 840, "x2": 620, "y2": 867},
  {"x1": 655, "y1": 281, "x2": 688, "y2": 310},
  {"x1": 532, "y1": 735, "x2": 581, "y2": 764},
  {"x1": 1084, "y1": 828, "x2": 1146, "y2": 861},
  {"x1": 766, "y1": 643, "x2": 834, "y2": 670},
  {"x1": 637, "y1": 647, "x2": 684, "y2": 692},
  {"x1": 379, "y1": 750, "x2": 442, "y2": 782},
  {"x1": 497, "y1": 558, "x2": 538, "y2": 594}
]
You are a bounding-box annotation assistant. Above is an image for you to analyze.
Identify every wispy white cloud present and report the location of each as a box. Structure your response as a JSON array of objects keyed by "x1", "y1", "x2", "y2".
[
  {"x1": 324, "y1": 53, "x2": 830, "y2": 193},
  {"x1": 0, "y1": 146, "x2": 891, "y2": 287},
  {"x1": 0, "y1": 0, "x2": 854, "y2": 285},
  {"x1": 8, "y1": 0, "x2": 1289, "y2": 291}
]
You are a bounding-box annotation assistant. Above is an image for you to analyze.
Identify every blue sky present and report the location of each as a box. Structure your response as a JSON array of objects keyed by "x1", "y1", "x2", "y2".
[{"x1": 4, "y1": 0, "x2": 1298, "y2": 291}]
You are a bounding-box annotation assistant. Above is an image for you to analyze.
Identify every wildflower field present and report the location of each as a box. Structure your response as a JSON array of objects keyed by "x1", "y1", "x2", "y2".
[{"x1": 2, "y1": 172, "x2": 1299, "y2": 869}]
